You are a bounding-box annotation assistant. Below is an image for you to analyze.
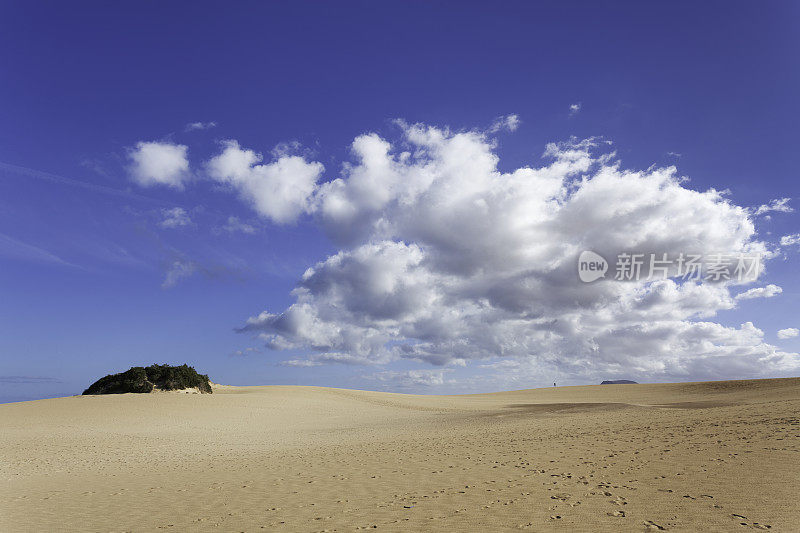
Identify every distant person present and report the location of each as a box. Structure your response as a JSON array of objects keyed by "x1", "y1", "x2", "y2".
[{"x1": 553, "y1": 382, "x2": 556, "y2": 387}]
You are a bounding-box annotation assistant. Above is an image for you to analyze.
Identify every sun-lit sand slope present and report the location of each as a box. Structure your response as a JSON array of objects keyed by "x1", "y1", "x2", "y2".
[{"x1": 2, "y1": 378, "x2": 799, "y2": 532}]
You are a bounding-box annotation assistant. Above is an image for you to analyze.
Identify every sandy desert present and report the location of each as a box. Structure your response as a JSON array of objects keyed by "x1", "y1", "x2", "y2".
[{"x1": 2, "y1": 378, "x2": 799, "y2": 532}]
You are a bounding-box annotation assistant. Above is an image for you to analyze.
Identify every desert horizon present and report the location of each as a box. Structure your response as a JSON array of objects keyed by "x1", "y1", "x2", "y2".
[
  {"x1": 3, "y1": 376, "x2": 799, "y2": 531},
  {"x1": 2, "y1": 2, "x2": 799, "y2": 531}
]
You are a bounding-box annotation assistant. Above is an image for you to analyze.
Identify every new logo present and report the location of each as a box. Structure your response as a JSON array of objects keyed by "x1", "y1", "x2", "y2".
[{"x1": 578, "y1": 251, "x2": 608, "y2": 282}]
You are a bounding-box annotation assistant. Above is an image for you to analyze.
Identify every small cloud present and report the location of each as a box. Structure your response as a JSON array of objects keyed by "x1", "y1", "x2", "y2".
[
  {"x1": 569, "y1": 102, "x2": 581, "y2": 116},
  {"x1": 780, "y1": 233, "x2": 800, "y2": 247},
  {"x1": 488, "y1": 114, "x2": 520, "y2": 133},
  {"x1": 735, "y1": 284, "x2": 782, "y2": 300},
  {"x1": 128, "y1": 141, "x2": 190, "y2": 189},
  {"x1": 666, "y1": 151, "x2": 682, "y2": 158},
  {"x1": 160, "y1": 207, "x2": 192, "y2": 229},
  {"x1": 264, "y1": 351, "x2": 376, "y2": 366},
  {"x1": 753, "y1": 197, "x2": 793, "y2": 216},
  {"x1": 219, "y1": 216, "x2": 256, "y2": 235},
  {"x1": 280, "y1": 359, "x2": 323, "y2": 367},
  {"x1": 162, "y1": 259, "x2": 197, "y2": 289},
  {"x1": 205, "y1": 139, "x2": 324, "y2": 224},
  {"x1": 271, "y1": 141, "x2": 303, "y2": 158},
  {"x1": 185, "y1": 121, "x2": 217, "y2": 132},
  {"x1": 231, "y1": 347, "x2": 261, "y2": 357},
  {"x1": 80, "y1": 158, "x2": 110, "y2": 177},
  {"x1": 363, "y1": 369, "x2": 453, "y2": 387},
  {"x1": 778, "y1": 328, "x2": 799, "y2": 339}
]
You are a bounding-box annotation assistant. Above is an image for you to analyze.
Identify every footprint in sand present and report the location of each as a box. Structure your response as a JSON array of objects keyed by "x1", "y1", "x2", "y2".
[
  {"x1": 607, "y1": 510, "x2": 626, "y2": 517},
  {"x1": 643, "y1": 520, "x2": 666, "y2": 530}
]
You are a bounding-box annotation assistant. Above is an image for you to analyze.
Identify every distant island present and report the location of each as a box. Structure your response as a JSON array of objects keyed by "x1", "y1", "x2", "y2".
[
  {"x1": 83, "y1": 364, "x2": 212, "y2": 395},
  {"x1": 600, "y1": 379, "x2": 638, "y2": 385}
]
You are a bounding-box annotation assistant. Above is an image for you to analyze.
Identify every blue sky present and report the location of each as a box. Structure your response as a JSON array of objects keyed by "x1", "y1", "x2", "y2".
[{"x1": 1, "y1": 1, "x2": 799, "y2": 402}]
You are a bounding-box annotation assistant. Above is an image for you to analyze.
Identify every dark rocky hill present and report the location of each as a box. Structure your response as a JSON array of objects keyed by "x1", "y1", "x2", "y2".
[
  {"x1": 83, "y1": 364, "x2": 212, "y2": 395},
  {"x1": 600, "y1": 379, "x2": 638, "y2": 385}
]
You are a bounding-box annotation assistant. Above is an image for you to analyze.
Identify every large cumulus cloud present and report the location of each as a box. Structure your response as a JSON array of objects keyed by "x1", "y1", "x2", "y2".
[{"x1": 230, "y1": 122, "x2": 797, "y2": 383}]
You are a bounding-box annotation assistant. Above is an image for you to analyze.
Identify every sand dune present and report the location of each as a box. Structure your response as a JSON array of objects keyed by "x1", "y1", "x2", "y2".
[{"x1": 2, "y1": 378, "x2": 799, "y2": 531}]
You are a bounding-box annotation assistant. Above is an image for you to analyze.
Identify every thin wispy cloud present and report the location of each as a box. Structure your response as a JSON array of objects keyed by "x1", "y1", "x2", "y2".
[
  {"x1": 218, "y1": 216, "x2": 256, "y2": 234},
  {"x1": 364, "y1": 369, "x2": 453, "y2": 387},
  {"x1": 185, "y1": 121, "x2": 218, "y2": 132},
  {"x1": 488, "y1": 114, "x2": 520, "y2": 133},
  {"x1": 230, "y1": 347, "x2": 261, "y2": 357},
  {"x1": 0, "y1": 161, "x2": 162, "y2": 204},
  {"x1": 0, "y1": 232, "x2": 76, "y2": 267},
  {"x1": 160, "y1": 207, "x2": 192, "y2": 228},
  {"x1": 0, "y1": 376, "x2": 62, "y2": 384},
  {"x1": 161, "y1": 258, "x2": 197, "y2": 288},
  {"x1": 280, "y1": 359, "x2": 323, "y2": 367}
]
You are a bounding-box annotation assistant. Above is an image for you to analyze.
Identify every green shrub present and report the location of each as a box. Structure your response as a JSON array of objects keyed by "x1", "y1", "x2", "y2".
[{"x1": 83, "y1": 364, "x2": 212, "y2": 395}]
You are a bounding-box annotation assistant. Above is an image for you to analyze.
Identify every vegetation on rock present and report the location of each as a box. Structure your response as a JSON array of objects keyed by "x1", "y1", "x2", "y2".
[{"x1": 83, "y1": 364, "x2": 212, "y2": 395}]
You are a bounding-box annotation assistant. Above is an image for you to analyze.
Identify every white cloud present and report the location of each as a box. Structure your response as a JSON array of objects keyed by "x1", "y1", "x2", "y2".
[
  {"x1": 753, "y1": 197, "x2": 793, "y2": 216},
  {"x1": 162, "y1": 259, "x2": 196, "y2": 288},
  {"x1": 231, "y1": 347, "x2": 261, "y2": 356},
  {"x1": 364, "y1": 369, "x2": 452, "y2": 387},
  {"x1": 780, "y1": 233, "x2": 800, "y2": 247},
  {"x1": 160, "y1": 207, "x2": 192, "y2": 228},
  {"x1": 128, "y1": 141, "x2": 190, "y2": 189},
  {"x1": 569, "y1": 103, "x2": 581, "y2": 115},
  {"x1": 280, "y1": 359, "x2": 323, "y2": 367},
  {"x1": 489, "y1": 114, "x2": 520, "y2": 132},
  {"x1": 235, "y1": 121, "x2": 798, "y2": 384},
  {"x1": 206, "y1": 140, "x2": 324, "y2": 224},
  {"x1": 778, "y1": 328, "x2": 799, "y2": 339},
  {"x1": 185, "y1": 121, "x2": 217, "y2": 131},
  {"x1": 735, "y1": 284, "x2": 782, "y2": 300},
  {"x1": 219, "y1": 216, "x2": 256, "y2": 234},
  {"x1": 0, "y1": 232, "x2": 74, "y2": 267}
]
